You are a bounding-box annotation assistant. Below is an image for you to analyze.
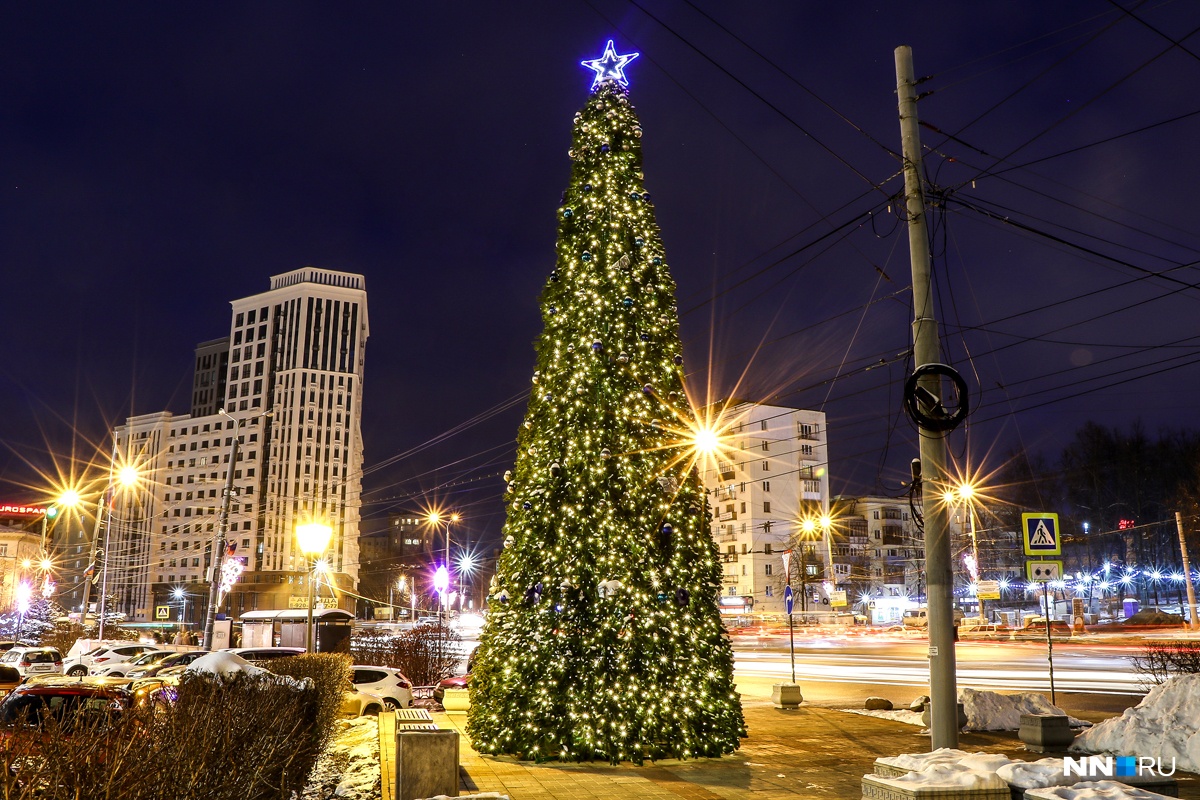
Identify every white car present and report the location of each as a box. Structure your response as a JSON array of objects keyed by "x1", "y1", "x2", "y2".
[
  {"x1": 93, "y1": 649, "x2": 179, "y2": 677},
  {"x1": 64, "y1": 643, "x2": 154, "y2": 676},
  {"x1": 0, "y1": 647, "x2": 64, "y2": 678},
  {"x1": 349, "y1": 665, "x2": 413, "y2": 710},
  {"x1": 220, "y1": 647, "x2": 305, "y2": 663},
  {"x1": 339, "y1": 686, "x2": 389, "y2": 717}
]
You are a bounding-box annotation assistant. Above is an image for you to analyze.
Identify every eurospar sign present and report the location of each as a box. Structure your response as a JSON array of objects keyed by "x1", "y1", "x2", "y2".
[{"x1": 1064, "y1": 755, "x2": 1176, "y2": 778}]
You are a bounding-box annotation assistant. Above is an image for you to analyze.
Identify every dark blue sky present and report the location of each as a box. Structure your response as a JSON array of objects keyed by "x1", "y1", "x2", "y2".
[{"x1": 2, "y1": 2, "x2": 1198, "y2": 542}]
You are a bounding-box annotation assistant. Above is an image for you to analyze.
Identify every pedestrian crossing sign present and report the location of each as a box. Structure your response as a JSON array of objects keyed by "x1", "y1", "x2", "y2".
[{"x1": 1022, "y1": 512, "x2": 1061, "y2": 555}]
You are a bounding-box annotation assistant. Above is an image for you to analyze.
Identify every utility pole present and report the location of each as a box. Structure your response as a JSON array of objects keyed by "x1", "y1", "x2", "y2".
[
  {"x1": 202, "y1": 411, "x2": 242, "y2": 650},
  {"x1": 1176, "y1": 512, "x2": 1199, "y2": 631},
  {"x1": 896, "y1": 45, "x2": 959, "y2": 749},
  {"x1": 78, "y1": 495, "x2": 108, "y2": 639}
]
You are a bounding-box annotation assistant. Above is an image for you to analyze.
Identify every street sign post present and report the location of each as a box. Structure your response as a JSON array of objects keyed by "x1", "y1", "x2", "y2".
[
  {"x1": 782, "y1": 552, "x2": 796, "y2": 685},
  {"x1": 1022, "y1": 513, "x2": 1061, "y2": 556},
  {"x1": 1026, "y1": 560, "x2": 1064, "y2": 582},
  {"x1": 976, "y1": 580, "x2": 1001, "y2": 601},
  {"x1": 155, "y1": 605, "x2": 170, "y2": 620}
]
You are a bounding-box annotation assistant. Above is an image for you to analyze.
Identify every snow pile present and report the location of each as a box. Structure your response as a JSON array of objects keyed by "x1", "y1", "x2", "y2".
[
  {"x1": 1025, "y1": 780, "x2": 1174, "y2": 799},
  {"x1": 299, "y1": 717, "x2": 380, "y2": 800},
  {"x1": 843, "y1": 708, "x2": 925, "y2": 726},
  {"x1": 998, "y1": 757, "x2": 1081, "y2": 789},
  {"x1": 186, "y1": 652, "x2": 269, "y2": 679},
  {"x1": 1072, "y1": 674, "x2": 1200, "y2": 773},
  {"x1": 877, "y1": 747, "x2": 976, "y2": 771},
  {"x1": 961, "y1": 688, "x2": 1088, "y2": 731},
  {"x1": 868, "y1": 764, "x2": 1008, "y2": 790},
  {"x1": 184, "y1": 651, "x2": 312, "y2": 690},
  {"x1": 878, "y1": 748, "x2": 1014, "y2": 773}
]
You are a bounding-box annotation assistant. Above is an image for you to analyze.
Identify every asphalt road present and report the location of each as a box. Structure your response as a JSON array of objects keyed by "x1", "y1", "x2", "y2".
[{"x1": 732, "y1": 633, "x2": 1147, "y2": 696}]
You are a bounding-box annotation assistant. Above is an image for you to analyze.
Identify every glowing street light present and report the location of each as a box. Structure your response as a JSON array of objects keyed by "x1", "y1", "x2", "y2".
[{"x1": 296, "y1": 522, "x2": 333, "y2": 653}]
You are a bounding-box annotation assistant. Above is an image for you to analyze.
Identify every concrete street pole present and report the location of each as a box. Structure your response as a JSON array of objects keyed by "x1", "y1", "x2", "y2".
[
  {"x1": 1176, "y1": 512, "x2": 1199, "y2": 631},
  {"x1": 202, "y1": 411, "x2": 242, "y2": 651},
  {"x1": 896, "y1": 45, "x2": 958, "y2": 749}
]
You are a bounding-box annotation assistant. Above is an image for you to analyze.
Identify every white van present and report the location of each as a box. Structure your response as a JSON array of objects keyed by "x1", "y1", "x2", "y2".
[{"x1": 901, "y1": 607, "x2": 965, "y2": 628}]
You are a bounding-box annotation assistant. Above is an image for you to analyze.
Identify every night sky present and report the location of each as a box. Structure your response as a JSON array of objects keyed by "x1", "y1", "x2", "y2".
[{"x1": 2, "y1": 3, "x2": 1198, "y2": 544}]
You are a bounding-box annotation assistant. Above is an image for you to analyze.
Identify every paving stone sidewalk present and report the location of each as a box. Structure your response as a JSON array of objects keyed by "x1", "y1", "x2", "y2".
[{"x1": 381, "y1": 696, "x2": 1200, "y2": 800}]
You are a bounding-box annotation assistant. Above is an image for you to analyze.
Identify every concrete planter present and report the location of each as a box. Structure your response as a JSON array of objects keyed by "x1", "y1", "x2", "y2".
[
  {"x1": 920, "y1": 702, "x2": 968, "y2": 730},
  {"x1": 441, "y1": 688, "x2": 470, "y2": 713},
  {"x1": 771, "y1": 682, "x2": 803, "y2": 709},
  {"x1": 1017, "y1": 714, "x2": 1075, "y2": 753}
]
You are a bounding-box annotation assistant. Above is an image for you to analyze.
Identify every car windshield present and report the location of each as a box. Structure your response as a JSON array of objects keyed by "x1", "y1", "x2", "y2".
[{"x1": 1, "y1": 692, "x2": 125, "y2": 729}]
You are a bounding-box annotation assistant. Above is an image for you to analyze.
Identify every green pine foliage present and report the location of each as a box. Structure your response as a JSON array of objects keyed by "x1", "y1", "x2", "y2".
[{"x1": 467, "y1": 80, "x2": 744, "y2": 763}]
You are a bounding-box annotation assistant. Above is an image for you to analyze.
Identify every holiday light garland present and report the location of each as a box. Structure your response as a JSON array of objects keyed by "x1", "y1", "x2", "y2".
[{"x1": 466, "y1": 46, "x2": 744, "y2": 764}]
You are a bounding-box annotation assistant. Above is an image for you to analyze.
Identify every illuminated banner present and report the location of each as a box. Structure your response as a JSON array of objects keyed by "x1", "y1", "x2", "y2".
[{"x1": 0, "y1": 504, "x2": 48, "y2": 516}]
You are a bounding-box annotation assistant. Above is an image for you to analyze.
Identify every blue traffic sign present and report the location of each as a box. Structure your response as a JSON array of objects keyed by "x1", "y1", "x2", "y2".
[
  {"x1": 1022, "y1": 512, "x2": 1061, "y2": 556},
  {"x1": 784, "y1": 585, "x2": 794, "y2": 615}
]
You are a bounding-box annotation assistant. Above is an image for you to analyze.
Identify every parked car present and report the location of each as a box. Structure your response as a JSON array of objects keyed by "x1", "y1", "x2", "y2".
[
  {"x1": 0, "y1": 676, "x2": 133, "y2": 742},
  {"x1": 415, "y1": 616, "x2": 440, "y2": 626},
  {"x1": 1010, "y1": 618, "x2": 1072, "y2": 641},
  {"x1": 63, "y1": 643, "x2": 153, "y2": 677},
  {"x1": 901, "y1": 607, "x2": 966, "y2": 629},
  {"x1": 339, "y1": 686, "x2": 388, "y2": 717},
  {"x1": 126, "y1": 650, "x2": 210, "y2": 679},
  {"x1": 956, "y1": 620, "x2": 1007, "y2": 641},
  {"x1": 220, "y1": 647, "x2": 304, "y2": 663},
  {"x1": 0, "y1": 648, "x2": 64, "y2": 678},
  {"x1": 93, "y1": 649, "x2": 178, "y2": 678},
  {"x1": 349, "y1": 665, "x2": 413, "y2": 710}
]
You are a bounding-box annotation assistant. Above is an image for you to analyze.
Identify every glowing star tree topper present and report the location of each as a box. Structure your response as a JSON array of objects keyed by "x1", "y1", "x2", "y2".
[{"x1": 580, "y1": 39, "x2": 639, "y2": 88}]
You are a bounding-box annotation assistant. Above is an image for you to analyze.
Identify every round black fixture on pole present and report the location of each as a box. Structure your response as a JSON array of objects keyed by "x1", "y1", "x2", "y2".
[{"x1": 903, "y1": 363, "x2": 969, "y2": 433}]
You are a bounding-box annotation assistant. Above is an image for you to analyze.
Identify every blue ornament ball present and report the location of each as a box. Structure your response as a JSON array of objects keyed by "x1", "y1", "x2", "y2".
[
  {"x1": 630, "y1": 192, "x2": 641, "y2": 201},
  {"x1": 662, "y1": 523, "x2": 674, "y2": 536},
  {"x1": 643, "y1": 384, "x2": 653, "y2": 395},
  {"x1": 640, "y1": 333, "x2": 650, "y2": 342},
  {"x1": 634, "y1": 237, "x2": 645, "y2": 248},
  {"x1": 673, "y1": 355, "x2": 683, "y2": 366},
  {"x1": 642, "y1": 193, "x2": 652, "y2": 202},
  {"x1": 522, "y1": 501, "x2": 532, "y2": 511},
  {"x1": 581, "y1": 251, "x2": 592, "y2": 262},
  {"x1": 601, "y1": 144, "x2": 610, "y2": 153},
  {"x1": 583, "y1": 184, "x2": 593, "y2": 192},
  {"x1": 563, "y1": 208, "x2": 574, "y2": 218},
  {"x1": 622, "y1": 297, "x2": 634, "y2": 308},
  {"x1": 592, "y1": 340, "x2": 603, "y2": 353},
  {"x1": 652, "y1": 256, "x2": 662, "y2": 266},
  {"x1": 656, "y1": 592, "x2": 667, "y2": 603}
]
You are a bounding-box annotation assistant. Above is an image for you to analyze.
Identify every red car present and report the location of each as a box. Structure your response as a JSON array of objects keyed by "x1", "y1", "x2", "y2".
[{"x1": 0, "y1": 676, "x2": 133, "y2": 745}]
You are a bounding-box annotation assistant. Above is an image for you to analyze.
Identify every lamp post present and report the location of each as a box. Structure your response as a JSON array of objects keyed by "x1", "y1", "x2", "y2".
[
  {"x1": 172, "y1": 587, "x2": 187, "y2": 640},
  {"x1": 202, "y1": 408, "x2": 270, "y2": 651},
  {"x1": 427, "y1": 512, "x2": 460, "y2": 622},
  {"x1": 296, "y1": 522, "x2": 333, "y2": 653}
]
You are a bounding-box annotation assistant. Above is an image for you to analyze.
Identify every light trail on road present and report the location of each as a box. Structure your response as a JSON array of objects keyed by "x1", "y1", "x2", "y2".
[{"x1": 733, "y1": 641, "x2": 1144, "y2": 695}]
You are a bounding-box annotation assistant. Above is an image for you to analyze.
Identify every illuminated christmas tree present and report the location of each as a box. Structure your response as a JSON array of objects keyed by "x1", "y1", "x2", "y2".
[{"x1": 467, "y1": 41, "x2": 744, "y2": 763}]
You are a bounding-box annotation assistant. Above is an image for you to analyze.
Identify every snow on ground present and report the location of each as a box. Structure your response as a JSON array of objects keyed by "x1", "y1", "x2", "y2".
[
  {"x1": 299, "y1": 716, "x2": 381, "y2": 800},
  {"x1": 841, "y1": 708, "x2": 925, "y2": 726},
  {"x1": 1025, "y1": 780, "x2": 1174, "y2": 799},
  {"x1": 961, "y1": 688, "x2": 1089, "y2": 731},
  {"x1": 877, "y1": 748, "x2": 978, "y2": 770},
  {"x1": 844, "y1": 689, "x2": 1087, "y2": 731},
  {"x1": 1072, "y1": 673, "x2": 1200, "y2": 773}
]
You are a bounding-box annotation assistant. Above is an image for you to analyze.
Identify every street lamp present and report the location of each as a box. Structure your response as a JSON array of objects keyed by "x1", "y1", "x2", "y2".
[
  {"x1": 296, "y1": 522, "x2": 333, "y2": 653},
  {"x1": 172, "y1": 587, "x2": 187, "y2": 641},
  {"x1": 427, "y1": 511, "x2": 460, "y2": 622}
]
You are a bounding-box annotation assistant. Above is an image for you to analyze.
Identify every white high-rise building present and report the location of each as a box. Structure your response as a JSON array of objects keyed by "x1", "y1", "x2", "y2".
[
  {"x1": 110, "y1": 268, "x2": 368, "y2": 622},
  {"x1": 700, "y1": 401, "x2": 830, "y2": 616}
]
